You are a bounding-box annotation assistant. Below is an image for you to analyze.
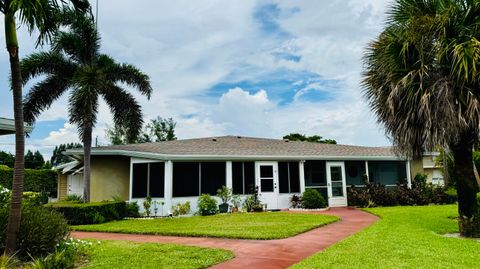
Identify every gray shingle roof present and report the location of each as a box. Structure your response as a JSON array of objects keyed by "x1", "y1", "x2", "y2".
[{"x1": 74, "y1": 136, "x2": 398, "y2": 159}]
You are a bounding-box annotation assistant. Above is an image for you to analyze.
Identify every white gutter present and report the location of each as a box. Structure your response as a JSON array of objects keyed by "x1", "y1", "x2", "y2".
[{"x1": 65, "y1": 149, "x2": 406, "y2": 161}]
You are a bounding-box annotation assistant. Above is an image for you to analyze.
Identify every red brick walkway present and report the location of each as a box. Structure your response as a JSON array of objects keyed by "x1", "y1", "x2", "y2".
[{"x1": 71, "y1": 207, "x2": 378, "y2": 269}]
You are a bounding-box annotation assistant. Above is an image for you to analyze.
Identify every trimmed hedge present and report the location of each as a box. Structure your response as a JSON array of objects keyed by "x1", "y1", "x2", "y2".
[
  {"x1": 0, "y1": 167, "x2": 57, "y2": 197},
  {"x1": 45, "y1": 201, "x2": 127, "y2": 225}
]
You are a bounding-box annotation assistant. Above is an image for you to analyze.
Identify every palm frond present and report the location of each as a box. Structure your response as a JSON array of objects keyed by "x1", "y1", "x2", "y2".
[
  {"x1": 21, "y1": 51, "x2": 76, "y2": 84},
  {"x1": 98, "y1": 54, "x2": 153, "y2": 99},
  {"x1": 68, "y1": 85, "x2": 98, "y2": 141},
  {"x1": 101, "y1": 84, "x2": 144, "y2": 143},
  {"x1": 23, "y1": 75, "x2": 71, "y2": 124}
]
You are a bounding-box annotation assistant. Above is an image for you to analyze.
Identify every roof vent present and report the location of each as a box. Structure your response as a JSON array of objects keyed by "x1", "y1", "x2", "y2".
[
  {"x1": 212, "y1": 138, "x2": 217, "y2": 142},
  {"x1": 284, "y1": 139, "x2": 290, "y2": 142}
]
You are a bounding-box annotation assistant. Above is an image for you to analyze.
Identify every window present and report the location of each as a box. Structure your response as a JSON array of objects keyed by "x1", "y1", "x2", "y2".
[
  {"x1": 132, "y1": 162, "x2": 165, "y2": 198},
  {"x1": 278, "y1": 162, "x2": 300, "y2": 193},
  {"x1": 304, "y1": 160, "x2": 326, "y2": 187},
  {"x1": 201, "y1": 162, "x2": 226, "y2": 195},
  {"x1": 232, "y1": 162, "x2": 255, "y2": 194},
  {"x1": 173, "y1": 162, "x2": 227, "y2": 197}
]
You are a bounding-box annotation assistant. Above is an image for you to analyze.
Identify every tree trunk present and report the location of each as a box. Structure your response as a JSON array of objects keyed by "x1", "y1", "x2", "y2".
[
  {"x1": 4, "y1": 13, "x2": 25, "y2": 254},
  {"x1": 83, "y1": 122, "x2": 92, "y2": 203},
  {"x1": 452, "y1": 132, "x2": 480, "y2": 237}
]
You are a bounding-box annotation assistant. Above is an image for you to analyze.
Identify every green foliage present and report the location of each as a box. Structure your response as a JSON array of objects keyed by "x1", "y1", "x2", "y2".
[
  {"x1": 0, "y1": 166, "x2": 57, "y2": 197},
  {"x1": 289, "y1": 194, "x2": 302, "y2": 208},
  {"x1": 0, "y1": 206, "x2": 69, "y2": 259},
  {"x1": 171, "y1": 201, "x2": 191, "y2": 216},
  {"x1": 107, "y1": 117, "x2": 177, "y2": 145},
  {"x1": 0, "y1": 151, "x2": 14, "y2": 168},
  {"x1": 64, "y1": 194, "x2": 84, "y2": 203},
  {"x1": 126, "y1": 202, "x2": 140, "y2": 218},
  {"x1": 23, "y1": 192, "x2": 48, "y2": 207},
  {"x1": 216, "y1": 186, "x2": 232, "y2": 204},
  {"x1": 301, "y1": 189, "x2": 327, "y2": 209},
  {"x1": 28, "y1": 238, "x2": 93, "y2": 269},
  {"x1": 347, "y1": 177, "x2": 457, "y2": 207},
  {"x1": 50, "y1": 143, "x2": 82, "y2": 167},
  {"x1": 282, "y1": 133, "x2": 337, "y2": 144},
  {"x1": 0, "y1": 254, "x2": 19, "y2": 269},
  {"x1": 242, "y1": 186, "x2": 262, "y2": 212},
  {"x1": 25, "y1": 150, "x2": 45, "y2": 169},
  {"x1": 143, "y1": 196, "x2": 152, "y2": 217},
  {"x1": 231, "y1": 195, "x2": 241, "y2": 208},
  {"x1": 45, "y1": 201, "x2": 127, "y2": 225},
  {"x1": 197, "y1": 194, "x2": 218, "y2": 216}
]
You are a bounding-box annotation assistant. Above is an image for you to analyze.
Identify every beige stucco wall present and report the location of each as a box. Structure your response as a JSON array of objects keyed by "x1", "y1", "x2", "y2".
[
  {"x1": 410, "y1": 158, "x2": 424, "y2": 179},
  {"x1": 57, "y1": 173, "x2": 68, "y2": 200},
  {"x1": 90, "y1": 155, "x2": 130, "y2": 202}
]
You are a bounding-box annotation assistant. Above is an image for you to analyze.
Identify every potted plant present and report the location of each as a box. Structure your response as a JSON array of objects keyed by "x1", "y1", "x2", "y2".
[
  {"x1": 231, "y1": 194, "x2": 241, "y2": 213},
  {"x1": 217, "y1": 186, "x2": 232, "y2": 213},
  {"x1": 143, "y1": 196, "x2": 152, "y2": 217}
]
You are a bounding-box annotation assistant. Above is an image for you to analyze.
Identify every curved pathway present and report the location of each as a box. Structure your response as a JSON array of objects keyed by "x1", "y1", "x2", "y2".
[{"x1": 72, "y1": 207, "x2": 378, "y2": 269}]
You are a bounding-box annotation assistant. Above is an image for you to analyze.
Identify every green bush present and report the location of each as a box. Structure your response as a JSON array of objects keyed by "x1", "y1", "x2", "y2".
[
  {"x1": 197, "y1": 194, "x2": 218, "y2": 216},
  {"x1": 0, "y1": 167, "x2": 57, "y2": 197},
  {"x1": 45, "y1": 201, "x2": 127, "y2": 225},
  {"x1": 126, "y1": 201, "x2": 140, "y2": 218},
  {"x1": 0, "y1": 206, "x2": 69, "y2": 259},
  {"x1": 64, "y1": 194, "x2": 84, "y2": 203},
  {"x1": 27, "y1": 238, "x2": 93, "y2": 269},
  {"x1": 301, "y1": 189, "x2": 327, "y2": 209},
  {"x1": 172, "y1": 201, "x2": 191, "y2": 216}
]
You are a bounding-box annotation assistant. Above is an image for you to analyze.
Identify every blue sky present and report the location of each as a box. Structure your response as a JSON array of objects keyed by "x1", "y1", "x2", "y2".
[{"x1": 0, "y1": 0, "x2": 392, "y2": 158}]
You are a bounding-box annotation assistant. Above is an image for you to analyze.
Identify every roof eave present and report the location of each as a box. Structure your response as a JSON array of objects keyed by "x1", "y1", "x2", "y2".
[{"x1": 65, "y1": 149, "x2": 405, "y2": 161}]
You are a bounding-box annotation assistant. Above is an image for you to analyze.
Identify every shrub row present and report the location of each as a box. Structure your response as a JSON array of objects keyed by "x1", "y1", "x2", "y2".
[
  {"x1": 45, "y1": 201, "x2": 127, "y2": 225},
  {"x1": 0, "y1": 167, "x2": 57, "y2": 197},
  {"x1": 347, "y1": 175, "x2": 457, "y2": 207}
]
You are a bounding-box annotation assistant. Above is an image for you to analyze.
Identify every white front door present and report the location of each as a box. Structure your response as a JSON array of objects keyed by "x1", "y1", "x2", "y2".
[
  {"x1": 326, "y1": 162, "x2": 347, "y2": 207},
  {"x1": 256, "y1": 162, "x2": 279, "y2": 209},
  {"x1": 67, "y1": 173, "x2": 84, "y2": 197}
]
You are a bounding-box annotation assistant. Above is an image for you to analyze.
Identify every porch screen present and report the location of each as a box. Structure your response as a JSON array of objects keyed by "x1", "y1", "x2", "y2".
[
  {"x1": 304, "y1": 160, "x2": 326, "y2": 187},
  {"x1": 368, "y1": 161, "x2": 407, "y2": 186},
  {"x1": 173, "y1": 162, "x2": 199, "y2": 197},
  {"x1": 132, "y1": 162, "x2": 165, "y2": 198},
  {"x1": 201, "y1": 162, "x2": 226, "y2": 195},
  {"x1": 232, "y1": 162, "x2": 255, "y2": 194},
  {"x1": 345, "y1": 161, "x2": 366, "y2": 186},
  {"x1": 173, "y1": 162, "x2": 227, "y2": 197},
  {"x1": 278, "y1": 162, "x2": 300, "y2": 193}
]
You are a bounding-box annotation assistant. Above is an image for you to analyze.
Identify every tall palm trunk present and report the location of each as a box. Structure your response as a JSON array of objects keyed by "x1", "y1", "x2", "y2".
[
  {"x1": 83, "y1": 122, "x2": 92, "y2": 202},
  {"x1": 452, "y1": 132, "x2": 480, "y2": 237},
  {"x1": 4, "y1": 13, "x2": 25, "y2": 254}
]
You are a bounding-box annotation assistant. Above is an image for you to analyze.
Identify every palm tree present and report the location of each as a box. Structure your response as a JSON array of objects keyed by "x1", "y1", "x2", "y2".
[
  {"x1": 0, "y1": 0, "x2": 89, "y2": 253},
  {"x1": 363, "y1": 0, "x2": 480, "y2": 237},
  {"x1": 22, "y1": 11, "x2": 152, "y2": 203}
]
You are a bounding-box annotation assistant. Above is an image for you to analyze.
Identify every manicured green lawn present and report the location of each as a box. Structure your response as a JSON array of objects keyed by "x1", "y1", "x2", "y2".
[
  {"x1": 81, "y1": 240, "x2": 233, "y2": 269},
  {"x1": 73, "y1": 212, "x2": 338, "y2": 239},
  {"x1": 291, "y1": 205, "x2": 480, "y2": 269}
]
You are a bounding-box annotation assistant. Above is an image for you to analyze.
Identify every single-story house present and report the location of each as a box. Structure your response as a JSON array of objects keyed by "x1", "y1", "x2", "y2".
[
  {"x1": 0, "y1": 117, "x2": 33, "y2": 136},
  {"x1": 56, "y1": 136, "x2": 441, "y2": 214}
]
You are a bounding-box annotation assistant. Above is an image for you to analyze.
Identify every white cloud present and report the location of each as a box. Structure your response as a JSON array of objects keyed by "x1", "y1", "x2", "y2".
[{"x1": 0, "y1": 0, "x2": 396, "y2": 159}]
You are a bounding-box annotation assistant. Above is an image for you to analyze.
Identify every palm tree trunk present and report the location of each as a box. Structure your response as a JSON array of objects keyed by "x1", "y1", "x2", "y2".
[
  {"x1": 4, "y1": 13, "x2": 25, "y2": 254},
  {"x1": 83, "y1": 122, "x2": 92, "y2": 202},
  {"x1": 452, "y1": 132, "x2": 480, "y2": 237}
]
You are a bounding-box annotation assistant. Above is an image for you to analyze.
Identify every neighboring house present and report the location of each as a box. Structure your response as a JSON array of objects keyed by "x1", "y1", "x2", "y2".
[
  {"x1": 56, "y1": 136, "x2": 424, "y2": 214},
  {"x1": 0, "y1": 117, "x2": 33, "y2": 136},
  {"x1": 411, "y1": 152, "x2": 444, "y2": 185}
]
